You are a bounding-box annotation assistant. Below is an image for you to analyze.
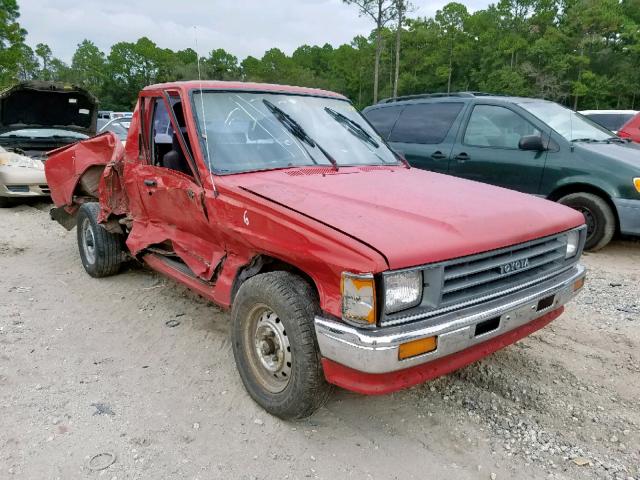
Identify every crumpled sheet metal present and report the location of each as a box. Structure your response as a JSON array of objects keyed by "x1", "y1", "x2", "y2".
[{"x1": 45, "y1": 132, "x2": 123, "y2": 210}]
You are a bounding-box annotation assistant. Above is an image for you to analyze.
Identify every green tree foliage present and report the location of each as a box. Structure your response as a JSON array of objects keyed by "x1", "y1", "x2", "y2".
[
  {"x1": 1, "y1": 0, "x2": 639, "y2": 110},
  {"x1": 0, "y1": 0, "x2": 28, "y2": 87}
]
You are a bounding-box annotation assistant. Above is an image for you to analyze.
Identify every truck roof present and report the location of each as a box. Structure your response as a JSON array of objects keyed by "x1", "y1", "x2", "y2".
[{"x1": 144, "y1": 80, "x2": 347, "y2": 100}]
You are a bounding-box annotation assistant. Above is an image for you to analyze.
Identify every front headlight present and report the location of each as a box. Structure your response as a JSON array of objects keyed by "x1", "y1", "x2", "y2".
[
  {"x1": 565, "y1": 229, "x2": 580, "y2": 258},
  {"x1": 341, "y1": 273, "x2": 376, "y2": 326},
  {"x1": 0, "y1": 151, "x2": 44, "y2": 170},
  {"x1": 384, "y1": 270, "x2": 422, "y2": 314}
]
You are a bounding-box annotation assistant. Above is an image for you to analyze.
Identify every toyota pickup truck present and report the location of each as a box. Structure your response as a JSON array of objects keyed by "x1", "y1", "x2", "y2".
[{"x1": 45, "y1": 81, "x2": 587, "y2": 419}]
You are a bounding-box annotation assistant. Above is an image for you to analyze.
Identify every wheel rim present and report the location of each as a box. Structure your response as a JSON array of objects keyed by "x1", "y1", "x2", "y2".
[
  {"x1": 577, "y1": 206, "x2": 596, "y2": 239},
  {"x1": 81, "y1": 217, "x2": 97, "y2": 264},
  {"x1": 245, "y1": 305, "x2": 292, "y2": 394}
]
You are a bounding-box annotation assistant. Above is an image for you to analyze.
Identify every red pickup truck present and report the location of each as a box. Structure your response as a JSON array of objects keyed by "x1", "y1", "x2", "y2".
[{"x1": 45, "y1": 81, "x2": 587, "y2": 419}]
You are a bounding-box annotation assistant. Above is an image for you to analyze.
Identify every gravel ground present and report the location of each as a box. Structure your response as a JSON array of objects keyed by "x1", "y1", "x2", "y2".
[{"x1": 1, "y1": 203, "x2": 638, "y2": 480}]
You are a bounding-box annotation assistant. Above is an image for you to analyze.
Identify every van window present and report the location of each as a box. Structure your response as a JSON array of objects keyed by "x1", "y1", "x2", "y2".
[
  {"x1": 464, "y1": 105, "x2": 540, "y2": 148},
  {"x1": 389, "y1": 103, "x2": 463, "y2": 144},
  {"x1": 364, "y1": 106, "x2": 403, "y2": 139}
]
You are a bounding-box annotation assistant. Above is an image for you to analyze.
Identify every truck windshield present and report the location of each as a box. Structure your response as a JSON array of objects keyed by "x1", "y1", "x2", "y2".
[
  {"x1": 192, "y1": 91, "x2": 399, "y2": 174},
  {"x1": 519, "y1": 101, "x2": 612, "y2": 142}
]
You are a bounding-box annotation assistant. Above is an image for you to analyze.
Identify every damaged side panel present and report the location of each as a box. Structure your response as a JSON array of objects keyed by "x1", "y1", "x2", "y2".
[{"x1": 124, "y1": 162, "x2": 226, "y2": 282}]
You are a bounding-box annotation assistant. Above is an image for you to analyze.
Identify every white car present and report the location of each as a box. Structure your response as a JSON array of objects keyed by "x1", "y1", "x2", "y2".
[
  {"x1": 0, "y1": 81, "x2": 97, "y2": 207},
  {"x1": 98, "y1": 117, "x2": 130, "y2": 145},
  {"x1": 579, "y1": 109, "x2": 639, "y2": 133}
]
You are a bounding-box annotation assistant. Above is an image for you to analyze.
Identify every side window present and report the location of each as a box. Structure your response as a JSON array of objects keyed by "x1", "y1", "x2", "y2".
[
  {"x1": 364, "y1": 106, "x2": 403, "y2": 139},
  {"x1": 464, "y1": 105, "x2": 540, "y2": 148},
  {"x1": 389, "y1": 102, "x2": 463, "y2": 144},
  {"x1": 150, "y1": 98, "x2": 193, "y2": 176}
]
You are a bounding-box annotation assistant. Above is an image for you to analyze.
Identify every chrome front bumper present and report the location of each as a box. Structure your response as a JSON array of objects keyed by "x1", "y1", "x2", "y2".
[{"x1": 315, "y1": 264, "x2": 585, "y2": 374}]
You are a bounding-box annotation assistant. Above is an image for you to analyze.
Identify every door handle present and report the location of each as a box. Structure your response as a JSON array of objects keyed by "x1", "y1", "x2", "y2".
[
  {"x1": 430, "y1": 151, "x2": 448, "y2": 160},
  {"x1": 144, "y1": 179, "x2": 157, "y2": 187},
  {"x1": 454, "y1": 152, "x2": 470, "y2": 162}
]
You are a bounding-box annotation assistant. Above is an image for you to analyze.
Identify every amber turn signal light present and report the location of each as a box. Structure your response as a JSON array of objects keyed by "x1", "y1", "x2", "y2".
[
  {"x1": 398, "y1": 336, "x2": 437, "y2": 360},
  {"x1": 573, "y1": 277, "x2": 585, "y2": 292}
]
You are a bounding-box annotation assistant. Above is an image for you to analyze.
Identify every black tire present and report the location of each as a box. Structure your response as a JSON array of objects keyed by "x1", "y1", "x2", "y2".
[
  {"x1": 231, "y1": 271, "x2": 332, "y2": 419},
  {"x1": 558, "y1": 192, "x2": 615, "y2": 251},
  {"x1": 76, "y1": 202, "x2": 123, "y2": 277},
  {"x1": 0, "y1": 196, "x2": 13, "y2": 208}
]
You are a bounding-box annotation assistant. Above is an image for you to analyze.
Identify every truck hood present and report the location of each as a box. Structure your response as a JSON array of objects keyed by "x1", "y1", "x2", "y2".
[
  {"x1": 233, "y1": 166, "x2": 585, "y2": 270},
  {"x1": 0, "y1": 81, "x2": 97, "y2": 136}
]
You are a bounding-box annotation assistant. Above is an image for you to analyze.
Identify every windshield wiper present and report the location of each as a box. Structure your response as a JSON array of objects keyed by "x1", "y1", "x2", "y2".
[
  {"x1": 605, "y1": 136, "x2": 630, "y2": 144},
  {"x1": 570, "y1": 138, "x2": 599, "y2": 143},
  {"x1": 324, "y1": 107, "x2": 379, "y2": 148},
  {"x1": 262, "y1": 99, "x2": 338, "y2": 171}
]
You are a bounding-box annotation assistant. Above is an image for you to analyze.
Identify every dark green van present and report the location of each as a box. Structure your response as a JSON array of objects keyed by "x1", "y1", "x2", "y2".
[{"x1": 363, "y1": 93, "x2": 640, "y2": 250}]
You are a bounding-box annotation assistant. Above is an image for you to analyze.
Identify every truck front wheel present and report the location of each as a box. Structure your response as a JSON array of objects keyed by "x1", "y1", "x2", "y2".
[
  {"x1": 231, "y1": 271, "x2": 332, "y2": 419},
  {"x1": 76, "y1": 202, "x2": 124, "y2": 277},
  {"x1": 558, "y1": 192, "x2": 615, "y2": 251}
]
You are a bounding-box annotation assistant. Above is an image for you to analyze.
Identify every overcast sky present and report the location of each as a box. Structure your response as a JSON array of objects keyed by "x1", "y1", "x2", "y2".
[{"x1": 20, "y1": 0, "x2": 492, "y2": 63}]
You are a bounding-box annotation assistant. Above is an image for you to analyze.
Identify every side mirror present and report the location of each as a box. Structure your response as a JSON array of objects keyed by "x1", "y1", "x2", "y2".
[{"x1": 519, "y1": 135, "x2": 545, "y2": 151}]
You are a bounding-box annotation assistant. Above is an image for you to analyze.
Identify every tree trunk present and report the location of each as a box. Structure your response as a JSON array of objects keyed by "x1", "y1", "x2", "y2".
[
  {"x1": 374, "y1": 23, "x2": 382, "y2": 103},
  {"x1": 393, "y1": 5, "x2": 403, "y2": 99},
  {"x1": 447, "y1": 37, "x2": 453, "y2": 94}
]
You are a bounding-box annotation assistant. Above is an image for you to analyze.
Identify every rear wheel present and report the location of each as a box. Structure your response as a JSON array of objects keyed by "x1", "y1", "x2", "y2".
[
  {"x1": 558, "y1": 192, "x2": 615, "y2": 251},
  {"x1": 0, "y1": 196, "x2": 13, "y2": 208},
  {"x1": 231, "y1": 271, "x2": 332, "y2": 419},
  {"x1": 76, "y1": 202, "x2": 124, "y2": 277}
]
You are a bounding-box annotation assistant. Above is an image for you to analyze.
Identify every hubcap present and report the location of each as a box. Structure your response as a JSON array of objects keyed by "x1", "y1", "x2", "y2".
[
  {"x1": 246, "y1": 306, "x2": 292, "y2": 393},
  {"x1": 81, "y1": 218, "x2": 96, "y2": 264}
]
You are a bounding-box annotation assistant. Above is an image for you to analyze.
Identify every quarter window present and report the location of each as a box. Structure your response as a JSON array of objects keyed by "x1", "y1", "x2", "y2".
[
  {"x1": 389, "y1": 103, "x2": 463, "y2": 144},
  {"x1": 464, "y1": 105, "x2": 540, "y2": 148},
  {"x1": 364, "y1": 106, "x2": 403, "y2": 139}
]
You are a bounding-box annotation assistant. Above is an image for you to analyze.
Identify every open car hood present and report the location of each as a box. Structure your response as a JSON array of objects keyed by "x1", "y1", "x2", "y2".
[
  {"x1": 233, "y1": 166, "x2": 585, "y2": 270},
  {"x1": 0, "y1": 81, "x2": 98, "y2": 136}
]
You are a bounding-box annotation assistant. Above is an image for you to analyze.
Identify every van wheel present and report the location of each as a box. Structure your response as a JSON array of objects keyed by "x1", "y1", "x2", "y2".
[
  {"x1": 231, "y1": 271, "x2": 332, "y2": 419},
  {"x1": 558, "y1": 192, "x2": 615, "y2": 251},
  {"x1": 76, "y1": 202, "x2": 124, "y2": 277}
]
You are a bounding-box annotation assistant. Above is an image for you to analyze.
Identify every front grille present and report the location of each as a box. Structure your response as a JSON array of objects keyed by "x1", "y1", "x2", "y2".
[
  {"x1": 440, "y1": 236, "x2": 567, "y2": 308},
  {"x1": 381, "y1": 231, "x2": 581, "y2": 326}
]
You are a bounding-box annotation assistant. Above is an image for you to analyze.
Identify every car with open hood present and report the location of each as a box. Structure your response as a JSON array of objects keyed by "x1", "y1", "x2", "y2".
[
  {"x1": 0, "y1": 81, "x2": 97, "y2": 207},
  {"x1": 364, "y1": 93, "x2": 640, "y2": 251},
  {"x1": 44, "y1": 81, "x2": 586, "y2": 419}
]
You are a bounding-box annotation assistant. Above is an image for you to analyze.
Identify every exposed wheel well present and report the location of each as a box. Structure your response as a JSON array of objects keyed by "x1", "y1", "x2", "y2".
[
  {"x1": 231, "y1": 255, "x2": 320, "y2": 305},
  {"x1": 74, "y1": 165, "x2": 106, "y2": 199},
  {"x1": 547, "y1": 183, "x2": 619, "y2": 232}
]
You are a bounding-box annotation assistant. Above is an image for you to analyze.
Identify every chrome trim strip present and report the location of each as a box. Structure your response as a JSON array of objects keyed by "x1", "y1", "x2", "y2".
[{"x1": 315, "y1": 264, "x2": 585, "y2": 374}]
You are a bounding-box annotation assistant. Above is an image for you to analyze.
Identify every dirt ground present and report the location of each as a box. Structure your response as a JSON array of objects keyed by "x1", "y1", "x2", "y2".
[{"x1": 1, "y1": 202, "x2": 638, "y2": 480}]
